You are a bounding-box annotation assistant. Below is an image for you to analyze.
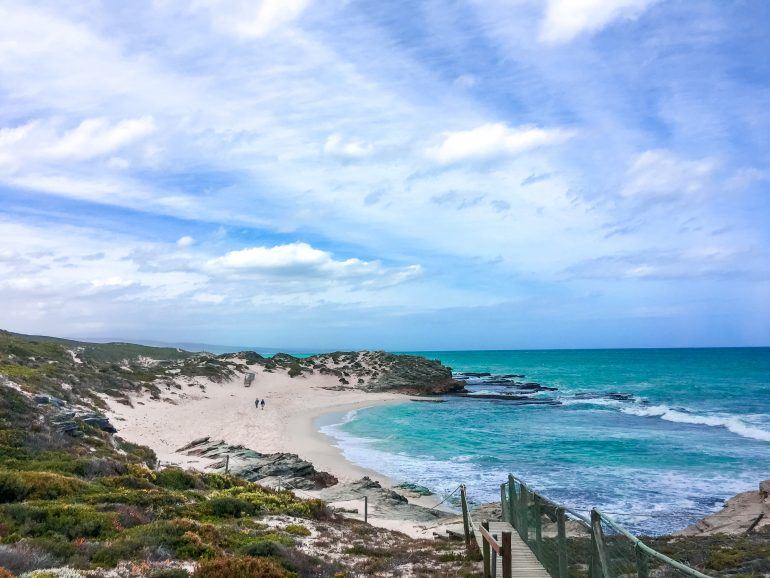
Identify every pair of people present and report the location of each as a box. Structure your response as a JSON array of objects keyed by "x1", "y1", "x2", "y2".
[{"x1": 254, "y1": 398, "x2": 266, "y2": 410}]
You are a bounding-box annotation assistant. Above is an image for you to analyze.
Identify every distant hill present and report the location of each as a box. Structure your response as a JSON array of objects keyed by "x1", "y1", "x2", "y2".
[{"x1": 5, "y1": 330, "x2": 196, "y2": 364}]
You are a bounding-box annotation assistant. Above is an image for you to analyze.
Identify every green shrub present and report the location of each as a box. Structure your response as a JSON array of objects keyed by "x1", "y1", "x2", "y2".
[
  {"x1": 283, "y1": 524, "x2": 310, "y2": 537},
  {"x1": 17, "y1": 472, "x2": 88, "y2": 501},
  {"x1": 203, "y1": 497, "x2": 256, "y2": 519},
  {"x1": 150, "y1": 570, "x2": 189, "y2": 578},
  {"x1": 89, "y1": 537, "x2": 145, "y2": 567},
  {"x1": 0, "y1": 503, "x2": 116, "y2": 540},
  {"x1": 238, "y1": 541, "x2": 283, "y2": 558},
  {"x1": 214, "y1": 488, "x2": 325, "y2": 519},
  {"x1": 192, "y1": 556, "x2": 289, "y2": 578},
  {"x1": 155, "y1": 469, "x2": 201, "y2": 491},
  {"x1": 96, "y1": 519, "x2": 226, "y2": 562},
  {"x1": 98, "y1": 475, "x2": 155, "y2": 490},
  {"x1": 0, "y1": 472, "x2": 25, "y2": 503}
]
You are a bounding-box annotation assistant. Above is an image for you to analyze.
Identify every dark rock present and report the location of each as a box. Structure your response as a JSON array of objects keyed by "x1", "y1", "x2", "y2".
[
  {"x1": 453, "y1": 393, "x2": 561, "y2": 405},
  {"x1": 178, "y1": 437, "x2": 338, "y2": 490},
  {"x1": 81, "y1": 415, "x2": 117, "y2": 433}
]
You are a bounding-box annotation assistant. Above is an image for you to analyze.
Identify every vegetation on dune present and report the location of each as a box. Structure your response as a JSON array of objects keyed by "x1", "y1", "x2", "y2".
[{"x1": 0, "y1": 331, "x2": 481, "y2": 576}]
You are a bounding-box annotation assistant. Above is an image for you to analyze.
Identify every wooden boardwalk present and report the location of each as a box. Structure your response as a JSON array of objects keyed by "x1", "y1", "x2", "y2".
[{"x1": 473, "y1": 521, "x2": 551, "y2": 578}]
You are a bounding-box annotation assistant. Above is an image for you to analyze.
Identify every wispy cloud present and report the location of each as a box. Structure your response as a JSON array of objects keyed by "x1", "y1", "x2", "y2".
[
  {"x1": 0, "y1": 0, "x2": 767, "y2": 348},
  {"x1": 427, "y1": 123, "x2": 575, "y2": 164},
  {"x1": 539, "y1": 0, "x2": 662, "y2": 44},
  {"x1": 621, "y1": 149, "x2": 717, "y2": 201}
]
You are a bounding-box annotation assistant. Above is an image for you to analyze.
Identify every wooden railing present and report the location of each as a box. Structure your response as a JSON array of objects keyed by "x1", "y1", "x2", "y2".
[
  {"x1": 480, "y1": 520, "x2": 512, "y2": 578},
  {"x1": 461, "y1": 474, "x2": 714, "y2": 578}
]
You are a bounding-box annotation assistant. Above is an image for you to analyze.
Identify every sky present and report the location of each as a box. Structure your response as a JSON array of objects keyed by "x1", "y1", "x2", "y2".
[{"x1": 0, "y1": 0, "x2": 769, "y2": 351}]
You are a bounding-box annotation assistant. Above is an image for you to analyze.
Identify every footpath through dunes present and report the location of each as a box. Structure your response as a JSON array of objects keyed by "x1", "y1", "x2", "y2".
[{"x1": 0, "y1": 331, "x2": 480, "y2": 577}]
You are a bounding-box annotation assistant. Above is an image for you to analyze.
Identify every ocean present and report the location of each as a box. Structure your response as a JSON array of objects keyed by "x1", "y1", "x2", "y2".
[{"x1": 319, "y1": 348, "x2": 770, "y2": 535}]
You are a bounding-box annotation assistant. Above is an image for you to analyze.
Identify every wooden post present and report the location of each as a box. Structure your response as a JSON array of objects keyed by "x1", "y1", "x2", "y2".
[
  {"x1": 500, "y1": 484, "x2": 508, "y2": 524},
  {"x1": 224, "y1": 455, "x2": 230, "y2": 475},
  {"x1": 591, "y1": 509, "x2": 612, "y2": 578},
  {"x1": 502, "y1": 530, "x2": 512, "y2": 578},
  {"x1": 482, "y1": 520, "x2": 491, "y2": 578},
  {"x1": 636, "y1": 545, "x2": 649, "y2": 578},
  {"x1": 508, "y1": 475, "x2": 516, "y2": 531},
  {"x1": 534, "y1": 494, "x2": 543, "y2": 558},
  {"x1": 460, "y1": 484, "x2": 472, "y2": 548},
  {"x1": 364, "y1": 496, "x2": 368, "y2": 524},
  {"x1": 520, "y1": 485, "x2": 529, "y2": 543},
  {"x1": 557, "y1": 507, "x2": 568, "y2": 578},
  {"x1": 492, "y1": 534, "x2": 497, "y2": 578}
]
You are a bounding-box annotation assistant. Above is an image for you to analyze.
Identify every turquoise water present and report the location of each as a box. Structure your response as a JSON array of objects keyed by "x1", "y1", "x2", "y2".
[{"x1": 320, "y1": 348, "x2": 770, "y2": 534}]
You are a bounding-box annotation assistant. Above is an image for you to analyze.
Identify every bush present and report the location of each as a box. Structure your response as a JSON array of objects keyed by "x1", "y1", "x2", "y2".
[
  {"x1": 283, "y1": 524, "x2": 310, "y2": 537},
  {"x1": 203, "y1": 497, "x2": 256, "y2": 519},
  {"x1": 149, "y1": 570, "x2": 189, "y2": 578},
  {"x1": 0, "y1": 542, "x2": 58, "y2": 574},
  {"x1": 192, "y1": 557, "x2": 289, "y2": 578},
  {"x1": 17, "y1": 472, "x2": 88, "y2": 501},
  {"x1": 238, "y1": 541, "x2": 283, "y2": 558},
  {"x1": 0, "y1": 567, "x2": 14, "y2": 578},
  {"x1": 214, "y1": 487, "x2": 325, "y2": 519},
  {"x1": 0, "y1": 503, "x2": 116, "y2": 540},
  {"x1": 91, "y1": 519, "x2": 224, "y2": 564},
  {"x1": 0, "y1": 472, "x2": 25, "y2": 503},
  {"x1": 154, "y1": 469, "x2": 201, "y2": 491}
]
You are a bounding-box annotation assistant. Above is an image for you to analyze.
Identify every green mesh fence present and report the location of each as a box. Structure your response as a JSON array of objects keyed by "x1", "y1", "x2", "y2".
[{"x1": 500, "y1": 475, "x2": 712, "y2": 578}]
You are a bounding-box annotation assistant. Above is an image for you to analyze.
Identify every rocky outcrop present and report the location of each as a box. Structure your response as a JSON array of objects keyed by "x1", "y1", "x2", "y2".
[
  {"x1": 177, "y1": 437, "x2": 338, "y2": 490},
  {"x1": 221, "y1": 350, "x2": 466, "y2": 396},
  {"x1": 364, "y1": 353, "x2": 465, "y2": 395},
  {"x1": 319, "y1": 476, "x2": 453, "y2": 523},
  {"x1": 678, "y1": 480, "x2": 770, "y2": 535}
]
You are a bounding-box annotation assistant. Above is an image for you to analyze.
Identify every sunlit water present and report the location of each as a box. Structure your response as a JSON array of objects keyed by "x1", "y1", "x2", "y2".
[{"x1": 319, "y1": 348, "x2": 770, "y2": 534}]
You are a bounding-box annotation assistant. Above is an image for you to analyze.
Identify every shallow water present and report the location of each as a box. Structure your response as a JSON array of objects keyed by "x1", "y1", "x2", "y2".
[{"x1": 320, "y1": 348, "x2": 770, "y2": 534}]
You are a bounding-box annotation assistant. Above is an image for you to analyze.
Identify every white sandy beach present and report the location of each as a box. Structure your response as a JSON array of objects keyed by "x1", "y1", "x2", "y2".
[
  {"x1": 104, "y1": 362, "x2": 461, "y2": 538},
  {"x1": 104, "y1": 364, "x2": 403, "y2": 481}
]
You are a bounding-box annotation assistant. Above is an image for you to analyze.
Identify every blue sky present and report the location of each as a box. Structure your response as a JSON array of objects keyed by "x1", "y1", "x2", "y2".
[{"x1": 0, "y1": 0, "x2": 768, "y2": 350}]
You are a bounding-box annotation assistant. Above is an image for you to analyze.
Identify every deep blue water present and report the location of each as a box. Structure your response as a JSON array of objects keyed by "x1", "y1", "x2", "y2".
[{"x1": 320, "y1": 348, "x2": 770, "y2": 534}]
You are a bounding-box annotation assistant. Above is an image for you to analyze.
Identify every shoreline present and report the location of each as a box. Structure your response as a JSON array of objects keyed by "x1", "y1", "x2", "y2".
[{"x1": 103, "y1": 364, "x2": 457, "y2": 536}]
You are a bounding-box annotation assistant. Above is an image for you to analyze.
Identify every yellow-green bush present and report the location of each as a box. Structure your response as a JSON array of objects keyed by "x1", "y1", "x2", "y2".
[
  {"x1": 214, "y1": 488, "x2": 325, "y2": 519},
  {"x1": 0, "y1": 503, "x2": 117, "y2": 540},
  {"x1": 17, "y1": 472, "x2": 89, "y2": 501},
  {"x1": 192, "y1": 556, "x2": 289, "y2": 578},
  {"x1": 283, "y1": 524, "x2": 310, "y2": 537}
]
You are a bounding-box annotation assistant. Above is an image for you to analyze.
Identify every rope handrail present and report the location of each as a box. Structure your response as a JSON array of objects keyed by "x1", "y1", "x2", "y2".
[
  {"x1": 594, "y1": 508, "x2": 713, "y2": 578},
  {"x1": 499, "y1": 472, "x2": 713, "y2": 578},
  {"x1": 504, "y1": 475, "x2": 591, "y2": 526}
]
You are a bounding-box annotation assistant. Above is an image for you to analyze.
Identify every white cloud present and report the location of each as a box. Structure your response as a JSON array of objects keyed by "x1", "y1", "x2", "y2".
[
  {"x1": 428, "y1": 123, "x2": 575, "y2": 164},
  {"x1": 176, "y1": 235, "x2": 196, "y2": 247},
  {"x1": 207, "y1": 242, "x2": 422, "y2": 285},
  {"x1": 188, "y1": 0, "x2": 312, "y2": 38},
  {"x1": 323, "y1": 133, "x2": 373, "y2": 159},
  {"x1": 622, "y1": 149, "x2": 716, "y2": 200},
  {"x1": 539, "y1": 0, "x2": 661, "y2": 44},
  {"x1": 0, "y1": 117, "x2": 155, "y2": 170}
]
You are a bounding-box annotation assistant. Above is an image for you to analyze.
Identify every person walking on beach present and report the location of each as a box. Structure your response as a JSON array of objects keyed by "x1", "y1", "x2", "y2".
[
  {"x1": 255, "y1": 398, "x2": 260, "y2": 411},
  {"x1": 260, "y1": 399, "x2": 265, "y2": 410}
]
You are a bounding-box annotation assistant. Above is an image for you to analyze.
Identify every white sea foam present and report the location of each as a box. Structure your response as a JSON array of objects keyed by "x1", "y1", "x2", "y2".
[
  {"x1": 619, "y1": 404, "x2": 770, "y2": 441},
  {"x1": 562, "y1": 396, "x2": 770, "y2": 442}
]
